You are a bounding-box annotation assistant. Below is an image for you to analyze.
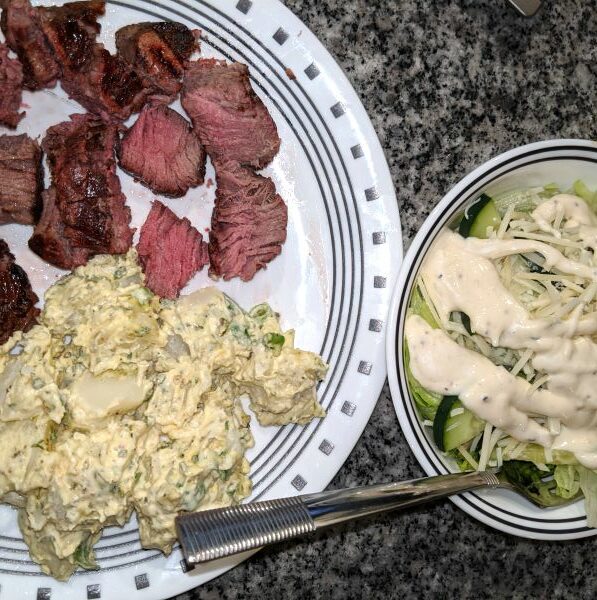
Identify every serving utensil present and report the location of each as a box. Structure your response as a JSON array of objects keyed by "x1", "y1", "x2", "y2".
[
  {"x1": 176, "y1": 468, "x2": 578, "y2": 565},
  {"x1": 507, "y1": 0, "x2": 542, "y2": 16}
]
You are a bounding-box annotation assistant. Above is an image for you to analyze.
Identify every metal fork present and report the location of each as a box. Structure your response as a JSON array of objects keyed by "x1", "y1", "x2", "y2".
[
  {"x1": 507, "y1": 0, "x2": 542, "y2": 17},
  {"x1": 176, "y1": 468, "x2": 576, "y2": 566}
]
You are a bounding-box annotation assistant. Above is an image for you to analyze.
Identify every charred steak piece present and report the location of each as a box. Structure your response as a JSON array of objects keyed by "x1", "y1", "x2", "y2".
[
  {"x1": 209, "y1": 160, "x2": 287, "y2": 282},
  {"x1": 116, "y1": 21, "x2": 197, "y2": 98},
  {"x1": 36, "y1": 0, "x2": 147, "y2": 121},
  {"x1": 0, "y1": 43, "x2": 24, "y2": 128},
  {"x1": 0, "y1": 239, "x2": 39, "y2": 344},
  {"x1": 118, "y1": 104, "x2": 205, "y2": 197},
  {"x1": 0, "y1": 134, "x2": 43, "y2": 225},
  {"x1": 29, "y1": 113, "x2": 133, "y2": 269},
  {"x1": 182, "y1": 59, "x2": 280, "y2": 169},
  {"x1": 38, "y1": 0, "x2": 105, "y2": 71},
  {"x1": 1, "y1": 0, "x2": 60, "y2": 90},
  {"x1": 137, "y1": 200, "x2": 208, "y2": 299},
  {"x1": 61, "y1": 45, "x2": 150, "y2": 122}
]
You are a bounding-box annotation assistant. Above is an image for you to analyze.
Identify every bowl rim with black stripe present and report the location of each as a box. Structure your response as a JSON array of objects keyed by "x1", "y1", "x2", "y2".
[{"x1": 386, "y1": 139, "x2": 597, "y2": 540}]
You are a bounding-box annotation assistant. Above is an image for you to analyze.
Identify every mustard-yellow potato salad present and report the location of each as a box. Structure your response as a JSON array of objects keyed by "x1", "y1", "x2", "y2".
[{"x1": 0, "y1": 251, "x2": 327, "y2": 579}]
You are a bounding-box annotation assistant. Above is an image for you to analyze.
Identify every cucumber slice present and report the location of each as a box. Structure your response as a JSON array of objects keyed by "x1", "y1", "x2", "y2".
[
  {"x1": 433, "y1": 396, "x2": 485, "y2": 452},
  {"x1": 458, "y1": 194, "x2": 501, "y2": 238}
]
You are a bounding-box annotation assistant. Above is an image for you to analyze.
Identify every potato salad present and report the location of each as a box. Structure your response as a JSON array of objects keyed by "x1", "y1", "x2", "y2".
[{"x1": 0, "y1": 251, "x2": 327, "y2": 580}]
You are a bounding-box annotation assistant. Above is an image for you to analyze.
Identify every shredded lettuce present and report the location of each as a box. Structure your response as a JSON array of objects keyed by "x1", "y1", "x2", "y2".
[
  {"x1": 500, "y1": 461, "x2": 567, "y2": 507},
  {"x1": 491, "y1": 184, "x2": 559, "y2": 216},
  {"x1": 404, "y1": 286, "x2": 442, "y2": 420},
  {"x1": 501, "y1": 444, "x2": 578, "y2": 466},
  {"x1": 554, "y1": 465, "x2": 581, "y2": 499},
  {"x1": 404, "y1": 343, "x2": 441, "y2": 421},
  {"x1": 573, "y1": 180, "x2": 597, "y2": 212},
  {"x1": 579, "y1": 467, "x2": 597, "y2": 527},
  {"x1": 409, "y1": 285, "x2": 438, "y2": 329}
]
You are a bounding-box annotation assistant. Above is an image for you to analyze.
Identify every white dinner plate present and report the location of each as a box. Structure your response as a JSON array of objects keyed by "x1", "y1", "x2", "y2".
[
  {"x1": 386, "y1": 139, "x2": 597, "y2": 541},
  {"x1": 0, "y1": 0, "x2": 402, "y2": 597}
]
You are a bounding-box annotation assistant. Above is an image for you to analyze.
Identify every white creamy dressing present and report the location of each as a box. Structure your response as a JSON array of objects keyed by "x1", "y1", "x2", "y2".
[
  {"x1": 407, "y1": 194, "x2": 597, "y2": 468},
  {"x1": 533, "y1": 193, "x2": 597, "y2": 249}
]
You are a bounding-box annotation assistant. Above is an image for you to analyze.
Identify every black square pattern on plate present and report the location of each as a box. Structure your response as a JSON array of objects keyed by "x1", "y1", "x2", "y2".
[
  {"x1": 341, "y1": 401, "x2": 356, "y2": 417},
  {"x1": 319, "y1": 439, "x2": 334, "y2": 455},
  {"x1": 304, "y1": 63, "x2": 320, "y2": 80},
  {"x1": 135, "y1": 574, "x2": 150, "y2": 590},
  {"x1": 37, "y1": 589, "x2": 51, "y2": 600},
  {"x1": 87, "y1": 584, "x2": 101, "y2": 599},
  {"x1": 365, "y1": 186, "x2": 379, "y2": 202},
  {"x1": 235, "y1": 0, "x2": 252, "y2": 13},
  {"x1": 291, "y1": 475, "x2": 307, "y2": 491},
  {"x1": 351, "y1": 144, "x2": 364, "y2": 159},
  {"x1": 180, "y1": 559, "x2": 193, "y2": 573},
  {"x1": 368, "y1": 319, "x2": 383, "y2": 332},
  {"x1": 372, "y1": 231, "x2": 386, "y2": 245},
  {"x1": 330, "y1": 101, "x2": 346, "y2": 118},
  {"x1": 273, "y1": 27, "x2": 289, "y2": 45},
  {"x1": 358, "y1": 361, "x2": 372, "y2": 375},
  {"x1": 374, "y1": 276, "x2": 387, "y2": 288}
]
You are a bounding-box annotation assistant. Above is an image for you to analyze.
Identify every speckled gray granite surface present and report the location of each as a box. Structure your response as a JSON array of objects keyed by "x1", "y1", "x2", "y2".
[{"x1": 174, "y1": 1, "x2": 596, "y2": 598}]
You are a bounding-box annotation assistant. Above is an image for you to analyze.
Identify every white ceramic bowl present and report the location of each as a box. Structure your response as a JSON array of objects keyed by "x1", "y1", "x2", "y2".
[{"x1": 386, "y1": 139, "x2": 597, "y2": 540}]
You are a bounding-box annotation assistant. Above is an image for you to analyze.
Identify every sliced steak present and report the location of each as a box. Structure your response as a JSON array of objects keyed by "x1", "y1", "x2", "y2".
[
  {"x1": 29, "y1": 187, "x2": 88, "y2": 268},
  {"x1": 34, "y1": 0, "x2": 148, "y2": 121},
  {"x1": 0, "y1": 134, "x2": 43, "y2": 224},
  {"x1": 61, "y1": 45, "x2": 150, "y2": 121},
  {"x1": 1, "y1": 0, "x2": 60, "y2": 90},
  {"x1": 137, "y1": 200, "x2": 208, "y2": 299},
  {"x1": 0, "y1": 43, "x2": 24, "y2": 128},
  {"x1": 181, "y1": 59, "x2": 280, "y2": 169},
  {"x1": 116, "y1": 21, "x2": 197, "y2": 99},
  {"x1": 209, "y1": 160, "x2": 287, "y2": 281},
  {"x1": 0, "y1": 239, "x2": 39, "y2": 344},
  {"x1": 118, "y1": 104, "x2": 205, "y2": 197},
  {"x1": 29, "y1": 113, "x2": 133, "y2": 269},
  {"x1": 38, "y1": 0, "x2": 105, "y2": 71}
]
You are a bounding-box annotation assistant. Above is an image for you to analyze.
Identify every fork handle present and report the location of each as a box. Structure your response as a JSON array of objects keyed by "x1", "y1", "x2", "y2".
[{"x1": 176, "y1": 470, "x2": 499, "y2": 564}]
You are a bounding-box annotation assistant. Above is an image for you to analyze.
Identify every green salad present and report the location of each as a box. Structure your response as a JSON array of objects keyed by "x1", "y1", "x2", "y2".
[{"x1": 405, "y1": 180, "x2": 597, "y2": 519}]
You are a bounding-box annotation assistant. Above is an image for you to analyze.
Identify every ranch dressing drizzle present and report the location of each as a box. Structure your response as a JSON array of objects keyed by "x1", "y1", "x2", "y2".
[
  {"x1": 533, "y1": 193, "x2": 597, "y2": 249},
  {"x1": 408, "y1": 214, "x2": 597, "y2": 468}
]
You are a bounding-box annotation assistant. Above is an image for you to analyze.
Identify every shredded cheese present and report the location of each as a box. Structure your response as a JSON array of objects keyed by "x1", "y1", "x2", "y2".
[
  {"x1": 478, "y1": 423, "x2": 494, "y2": 472},
  {"x1": 510, "y1": 348, "x2": 533, "y2": 377},
  {"x1": 458, "y1": 445, "x2": 479, "y2": 470}
]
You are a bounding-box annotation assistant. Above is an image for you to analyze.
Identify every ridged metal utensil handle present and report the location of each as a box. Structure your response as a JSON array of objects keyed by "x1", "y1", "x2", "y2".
[
  {"x1": 176, "y1": 470, "x2": 499, "y2": 565},
  {"x1": 176, "y1": 496, "x2": 316, "y2": 563}
]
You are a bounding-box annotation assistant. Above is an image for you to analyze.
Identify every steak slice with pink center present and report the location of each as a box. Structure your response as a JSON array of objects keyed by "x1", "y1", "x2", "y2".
[
  {"x1": 118, "y1": 104, "x2": 205, "y2": 197},
  {"x1": 181, "y1": 59, "x2": 280, "y2": 169},
  {"x1": 209, "y1": 160, "x2": 287, "y2": 282},
  {"x1": 137, "y1": 200, "x2": 208, "y2": 299}
]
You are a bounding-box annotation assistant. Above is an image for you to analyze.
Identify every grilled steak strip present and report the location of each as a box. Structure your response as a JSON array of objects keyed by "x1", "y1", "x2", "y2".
[
  {"x1": 118, "y1": 103, "x2": 205, "y2": 197},
  {"x1": 60, "y1": 45, "x2": 151, "y2": 121},
  {"x1": 29, "y1": 113, "x2": 133, "y2": 269},
  {"x1": 38, "y1": 0, "x2": 105, "y2": 71},
  {"x1": 182, "y1": 59, "x2": 281, "y2": 169},
  {"x1": 116, "y1": 21, "x2": 197, "y2": 99},
  {"x1": 1, "y1": 0, "x2": 60, "y2": 90},
  {"x1": 137, "y1": 200, "x2": 208, "y2": 299},
  {"x1": 0, "y1": 133, "x2": 43, "y2": 225},
  {"x1": 209, "y1": 160, "x2": 287, "y2": 281},
  {"x1": 0, "y1": 42, "x2": 24, "y2": 128},
  {"x1": 35, "y1": 0, "x2": 148, "y2": 121},
  {"x1": 0, "y1": 238, "x2": 39, "y2": 344}
]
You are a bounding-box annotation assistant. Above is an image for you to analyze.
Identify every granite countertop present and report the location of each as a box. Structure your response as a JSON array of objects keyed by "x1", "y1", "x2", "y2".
[{"x1": 175, "y1": 1, "x2": 596, "y2": 598}]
